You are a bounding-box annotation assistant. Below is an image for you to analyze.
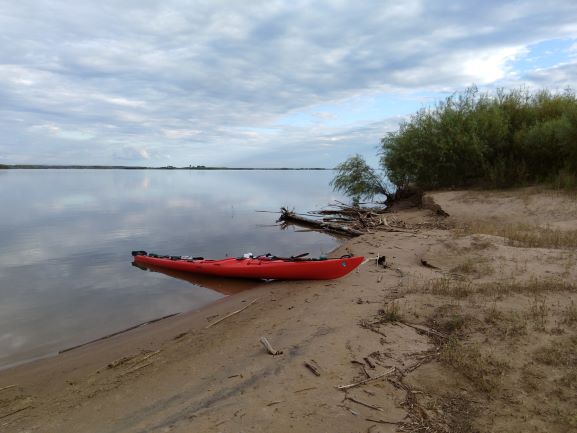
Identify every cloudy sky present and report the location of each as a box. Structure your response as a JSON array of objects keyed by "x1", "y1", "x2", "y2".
[{"x1": 1, "y1": 0, "x2": 577, "y2": 167}]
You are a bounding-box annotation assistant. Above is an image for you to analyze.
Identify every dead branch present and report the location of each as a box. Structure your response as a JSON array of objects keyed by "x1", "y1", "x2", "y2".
[
  {"x1": 294, "y1": 387, "x2": 316, "y2": 393},
  {"x1": 351, "y1": 360, "x2": 370, "y2": 378},
  {"x1": 363, "y1": 357, "x2": 376, "y2": 369},
  {"x1": 337, "y1": 367, "x2": 396, "y2": 390},
  {"x1": 280, "y1": 198, "x2": 425, "y2": 235},
  {"x1": 365, "y1": 417, "x2": 400, "y2": 425},
  {"x1": 121, "y1": 362, "x2": 153, "y2": 376},
  {"x1": 420, "y1": 258, "x2": 441, "y2": 270},
  {"x1": 260, "y1": 337, "x2": 283, "y2": 355},
  {"x1": 341, "y1": 405, "x2": 360, "y2": 416},
  {"x1": 304, "y1": 360, "x2": 321, "y2": 376},
  {"x1": 138, "y1": 350, "x2": 161, "y2": 363},
  {"x1": 279, "y1": 208, "x2": 363, "y2": 237},
  {"x1": 401, "y1": 322, "x2": 447, "y2": 339},
  {"x1": 346, "y1": 396, "x2": 383, "y2": 412},
  {"x1": 0, "y1": 405, "x2": 32, "y2": 420},
  {"x1": 205, "y1": 298, "x2": 258, "y2": 329},
  {"x1": 0, "y1": 385, "x2": 17, "y2": 393}
]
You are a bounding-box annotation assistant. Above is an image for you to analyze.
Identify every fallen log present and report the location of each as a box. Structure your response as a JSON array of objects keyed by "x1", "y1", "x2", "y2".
[{"x1": 278, "y1": 208, "x2": 363, "y2": 237}]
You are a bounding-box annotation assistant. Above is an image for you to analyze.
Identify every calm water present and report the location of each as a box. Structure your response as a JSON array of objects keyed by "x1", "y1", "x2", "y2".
[{"x1": 0, "y1": 169, "x2": 344, "y2": 369}]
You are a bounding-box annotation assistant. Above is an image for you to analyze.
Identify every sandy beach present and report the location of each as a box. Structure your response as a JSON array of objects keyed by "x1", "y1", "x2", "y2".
[{"x1": 1, "y1": 188, "x2": 576, "y2": 433}]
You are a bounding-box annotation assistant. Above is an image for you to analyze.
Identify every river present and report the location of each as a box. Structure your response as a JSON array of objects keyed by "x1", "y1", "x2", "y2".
[{"x1": 0, "y1": 169, "x2": 344, "y2": 369}]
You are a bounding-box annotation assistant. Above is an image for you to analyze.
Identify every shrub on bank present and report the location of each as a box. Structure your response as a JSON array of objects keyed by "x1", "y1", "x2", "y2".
[
  {"x1": 381, "y1": 86, "x2": 577, "y2": 190},
  {"x1": 330, "y1": 155, "x2": 392, "y2": 201}
]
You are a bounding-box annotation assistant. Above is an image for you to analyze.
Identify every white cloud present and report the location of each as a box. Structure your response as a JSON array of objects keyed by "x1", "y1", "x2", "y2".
[
  {"x1": 462, "y1": 46, "x2": 527, "y2": 83},
  {"x1": 162, "y1": 128, "x2": 201, "y2": 139}
]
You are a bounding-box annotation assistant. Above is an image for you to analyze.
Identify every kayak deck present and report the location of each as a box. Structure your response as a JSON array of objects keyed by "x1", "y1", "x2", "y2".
[{"x1": 132, "y1": 252, "x2": 364, "y2": 280}]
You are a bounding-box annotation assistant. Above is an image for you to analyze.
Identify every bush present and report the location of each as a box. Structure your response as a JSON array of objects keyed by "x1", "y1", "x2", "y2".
[
  {"x1": 381, "y1": 86, "x2": 577, "y2": 190},
  {"x1": 330, "y1": 154, "x2": 391, "y2": 202}
]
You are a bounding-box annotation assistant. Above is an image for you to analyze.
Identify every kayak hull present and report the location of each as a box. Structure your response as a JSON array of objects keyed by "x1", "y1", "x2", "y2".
[{"x1": 133, "y1": 254, "x2": 364, "y2": 280}]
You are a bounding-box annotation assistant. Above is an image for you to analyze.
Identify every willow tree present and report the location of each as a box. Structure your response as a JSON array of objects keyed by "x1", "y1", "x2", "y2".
[{"x1": 330, "y1": 154, "x2": 392, "y2": 203}]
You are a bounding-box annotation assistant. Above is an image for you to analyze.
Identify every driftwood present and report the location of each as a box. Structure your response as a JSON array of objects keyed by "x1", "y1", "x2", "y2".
[
  {"x1": 304, "y1": 360, "x2": 321, "y2": 376},
  {"x1": 278, "y1": 201, "x2": 423, "y2": 237},
  {"x1": 366, "y1": 417, "x2": 400, "y2": 425},
  {"x1": 420, "y1": 258, "x2": 441, "y2": 270},
  {"x1": 0, "y1": 405, "x2": 32, "y2": 420},
  {"x1": 0, "y1": 385, "x2": 16, "y2": 393},
  {"x1": 351, "y1": 360, "x2": 370, "y2": 378},
  {"x1": 363, "y1": 357, "x2": 376, "y2": 369},
  {"x1": 205, "y1": 298, "x2": 258, "y2": 329},
  {"x1": 294, "y1": 386, "x2": 316, "y2": 393},
  {"x1": 401, "y1": 322, "x2": 447, "y2": 340},
  {"x1": 336, "y1": 367, "x2": 396, "y2": 390},
  {"x1": 121, "y1": 362, "x2": 153, "y2": 376},
  {"x1": 346, "y1": 396, "x2": 383, "y2": 412},
  {"x1": 260, "y1": 337, "x2": 283, "y2": 355},
  {"x1": 279, "y1": 208, "x2": 363, "y2": 237}
]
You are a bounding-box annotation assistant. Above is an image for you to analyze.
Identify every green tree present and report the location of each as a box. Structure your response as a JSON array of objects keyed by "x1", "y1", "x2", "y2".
[
  {"x1": 333, "y1": 86, "x2": 577, "y2": 196},
  {"x1": 330, "y1": 155, "x2": 391, "y2": 202}
]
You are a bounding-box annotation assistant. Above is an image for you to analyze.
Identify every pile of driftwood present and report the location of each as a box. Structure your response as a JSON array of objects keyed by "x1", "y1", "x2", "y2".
[{"x1": 278, "y1": 202, "x2": 414, "y2": 237}]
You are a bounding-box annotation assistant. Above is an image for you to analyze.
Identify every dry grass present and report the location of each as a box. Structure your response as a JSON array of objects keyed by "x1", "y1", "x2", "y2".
[
  {"x1": 520, "y1": 364, "x2": 546, "y2": 392},
  {"x1": 439, "y1": 337, "x2": 509, "y2": 393},
  {"x1": 561, "y1": 301, "x2": 577, "y2": 326},
  {"x1": 557, "y1": 368, "x2": 577, "y2": 391},
  {"x1": 478, "y1": 278, "x2": 577, "y2": 297},
  {"x1": 376, "y1": 300, "x2": 402, "y2": 323},
  {"x1": 527, "y1": 296, "x2": 549, "y2": 331},
  {"x1": 427, "y1": 277, "x2": 473, "y2": 299},
  {"x1": 402, "y1": 276, "x2": 577, "y2": 431},
  {"x1": 534, "y1": 336, "x2": 577, "y2": 367},
  {"x1": 429, "y1": 295, "x2": 577, "y2": 429},
  {"x1": 385, "y1": 189, "x2": 577, "y2": 431},
  {"x1": 484, "y1": 307, "x2": 528, "y2": 338},
  {"x1": 428, "y1": 304, "x2": 469, "y2": 335},
  {"x1": 450, "y1": 257, "x2": 495, "y2": 277},
  {"x1": 418, "y1": 277, "x2": 576, "y2": 300},
  {"x1": 456, "y1": 221, "x2": 577, "y2": 249}
]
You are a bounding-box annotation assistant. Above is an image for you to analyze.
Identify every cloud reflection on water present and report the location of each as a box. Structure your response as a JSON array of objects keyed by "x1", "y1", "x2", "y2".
[{"x1": 0, "y1": 169, "x2": 343, "y2": 368}]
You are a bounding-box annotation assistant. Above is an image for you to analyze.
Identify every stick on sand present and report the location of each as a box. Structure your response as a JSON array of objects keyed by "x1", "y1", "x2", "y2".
[
  {"x1": 0, "y1": 385, "x2": 17, "y2": 393},
  {"x1": 205, "y1": 298, "x2": 258, "y2": 329},
  {"x1": 336, "y1": 367, "x2": 396, "y2": 390},
  {"x1": 260, "y1": 337, "x2": 283, "y2": 355}
]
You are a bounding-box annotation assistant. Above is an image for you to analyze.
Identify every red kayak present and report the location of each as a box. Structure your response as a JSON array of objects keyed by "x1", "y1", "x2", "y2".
[{"x1": 132, "y1": 251, "x2": 364, "y2": 280}]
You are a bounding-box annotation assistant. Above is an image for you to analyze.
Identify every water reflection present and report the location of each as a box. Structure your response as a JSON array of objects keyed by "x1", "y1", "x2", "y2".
[
  {"x1": 132, "y1": 262, "x2": 262, "y2": 295},
  {"x1": 0, "y1": 169, "x2": 343, "y2": 369}
]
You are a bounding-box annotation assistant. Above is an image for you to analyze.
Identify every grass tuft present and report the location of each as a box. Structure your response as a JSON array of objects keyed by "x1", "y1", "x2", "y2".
[
  {"x1": 428, "y1": 277, "x2": 473, "y2": 299},
  {"x1": 440, "y1": 337, "x2": 509, "y2": 393},
  {"x1": 534, "y1": 336, "x2": 577, "y2": 367},
  {"x1": 561, "y1": 300, "x2": 577, "y2": 325},
  {"x1": 457, "y1": 221, "x2": 577, "y2": 249},
  {"x1": 418, "y1": 277, "x2": 576, "y2": 299},
  {"x1": 527, "y1": 297, "x2": 549, "y2": 331},
  {"x1": 484, "y1": 308, "x2": 528, "y2": 338},
  {"x1": 376, "y1": 301, "x2": 402, "y2": 323}
]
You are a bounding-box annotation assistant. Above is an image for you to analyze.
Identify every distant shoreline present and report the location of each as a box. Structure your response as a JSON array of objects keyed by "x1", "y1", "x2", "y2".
[{"x1": 0, "y1": 164, "x2": 331, "y2": 170}]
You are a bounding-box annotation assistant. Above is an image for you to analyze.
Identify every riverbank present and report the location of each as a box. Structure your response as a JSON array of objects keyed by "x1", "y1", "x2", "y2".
[{"x1": 1, "y1": 187, "x2": 576, "y2": 433}]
